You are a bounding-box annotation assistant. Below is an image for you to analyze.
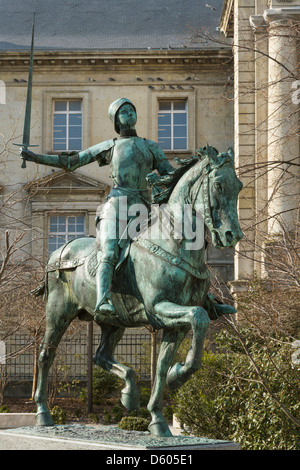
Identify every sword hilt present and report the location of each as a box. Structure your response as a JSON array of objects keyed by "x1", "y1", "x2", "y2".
[{"x1": 13, "y1": 143, "x2": 38, "y2": 169}]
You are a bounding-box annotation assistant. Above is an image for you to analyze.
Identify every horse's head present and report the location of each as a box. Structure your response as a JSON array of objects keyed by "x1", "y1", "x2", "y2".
[{"x1": 195, "y1": 145, "x2": 243, "y2": 248}]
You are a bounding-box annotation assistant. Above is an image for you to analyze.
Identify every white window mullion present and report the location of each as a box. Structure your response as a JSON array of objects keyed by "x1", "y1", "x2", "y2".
[
  {"x1": 66, "y1": 102, "x2": 69, "y2": 150},
  {"x1": 171, "y1": 102, "x2": 174, "y2": 151}
]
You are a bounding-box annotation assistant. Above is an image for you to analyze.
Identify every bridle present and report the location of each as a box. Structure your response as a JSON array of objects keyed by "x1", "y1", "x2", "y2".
[{"x1": 189, "y1": 158, "x2": 215, "y2": 234}]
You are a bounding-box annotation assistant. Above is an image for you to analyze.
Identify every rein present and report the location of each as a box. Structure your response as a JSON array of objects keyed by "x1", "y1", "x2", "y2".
[{"x1": 133, "y1": 158, "x2": 216, "y2": 281}]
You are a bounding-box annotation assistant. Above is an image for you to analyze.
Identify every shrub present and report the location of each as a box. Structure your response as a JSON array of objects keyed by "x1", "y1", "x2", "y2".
[
  {"x1": 173, "y1": 330, "x2": 300, "y2": 450},
  {"x1": 79, "y1": 366, "x2": 121, "y2": 404},
  {"x1": 139, "y1": 387, "x2": 151, "y2": 407},
  {"x1": 118, "y1": 416, "x2": 149, "y2": 432},
  {"x1": 0, "y1": 405, "x2": 10, "y2": 413},
  {"x1": 112, "y1": 404, "x2": 124, "y2": 422},
  {"x1": 88, "y1": 413, "x2": 99, "y2": 423},
  {"x1": 50, "y1": 406, "x2": 66, "y2": 424}
]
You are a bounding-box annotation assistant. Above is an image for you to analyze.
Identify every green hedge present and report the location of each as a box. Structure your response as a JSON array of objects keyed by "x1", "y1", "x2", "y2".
[{"x1": 172, "y1": 330, "x2": 299, "y2": 450}]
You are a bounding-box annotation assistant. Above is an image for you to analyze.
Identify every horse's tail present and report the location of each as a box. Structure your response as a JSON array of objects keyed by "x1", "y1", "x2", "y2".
[{"x1": 30, "y1": 279, "x2": 46, "y2": 298}]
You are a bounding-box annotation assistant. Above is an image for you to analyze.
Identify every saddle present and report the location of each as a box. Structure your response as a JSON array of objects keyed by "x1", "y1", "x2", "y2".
[{"x1": 45, "y1": 235, "x2": 131, "y2": 280}]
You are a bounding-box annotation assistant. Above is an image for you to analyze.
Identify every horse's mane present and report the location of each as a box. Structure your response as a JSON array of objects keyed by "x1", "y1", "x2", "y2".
[{"x1": 151, "y1": 145, "x2": 234, "y2": 204}]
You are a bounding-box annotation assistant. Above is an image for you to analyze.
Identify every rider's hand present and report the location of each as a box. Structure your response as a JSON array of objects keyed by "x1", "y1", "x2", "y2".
[
  {"x1": 20, "y1": 148, "x2": 37, "y2": 162},
  {"x1": 146, "y1": 172, "x2": 160, "y2": 186}
]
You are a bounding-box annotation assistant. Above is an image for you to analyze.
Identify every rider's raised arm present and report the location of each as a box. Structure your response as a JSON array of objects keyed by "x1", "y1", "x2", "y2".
[{"x1": 21, "y1": 139, "x2": 115, "y2": 171}]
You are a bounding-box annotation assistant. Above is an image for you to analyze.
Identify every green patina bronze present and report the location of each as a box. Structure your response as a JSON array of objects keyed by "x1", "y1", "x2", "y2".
[{"x1": 21, "y1": 97, "x2": 243, "y2": 438}]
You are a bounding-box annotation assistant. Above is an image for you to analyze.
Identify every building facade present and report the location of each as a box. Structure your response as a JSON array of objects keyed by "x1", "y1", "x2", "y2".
[
  {"x1": 0, "y1": 1, "x2": 235, "y2": 282},
  {"x1": 220, "y1": 0, "x2": 300, "y2": 295}
]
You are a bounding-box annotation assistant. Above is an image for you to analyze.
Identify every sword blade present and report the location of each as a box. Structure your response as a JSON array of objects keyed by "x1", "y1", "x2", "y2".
[{"x1": 22, "y1": 12, "x2": 35, "y2": 151}]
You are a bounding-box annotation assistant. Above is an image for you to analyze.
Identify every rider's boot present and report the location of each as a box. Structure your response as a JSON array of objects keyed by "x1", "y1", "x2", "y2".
[{"x1": 94, "y1": 261, "x2": 116, "y2": 322}]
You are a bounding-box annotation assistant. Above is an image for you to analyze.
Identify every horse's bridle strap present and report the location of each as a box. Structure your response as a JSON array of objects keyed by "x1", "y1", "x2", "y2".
[{"x1": 134, "y1": 238, "x2": 209, "y2": 280}]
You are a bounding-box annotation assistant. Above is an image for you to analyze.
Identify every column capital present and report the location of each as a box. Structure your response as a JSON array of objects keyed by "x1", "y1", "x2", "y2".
[{"x1": 249, "y1": 14, "x2": 267, "y2": 33}]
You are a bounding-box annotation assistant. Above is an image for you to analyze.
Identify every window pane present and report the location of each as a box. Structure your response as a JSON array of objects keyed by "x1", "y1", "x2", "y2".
[
  {"x1": 158, "y1": 113, "x2": 171, "y2": 125},
  {"x1": 158, "y1": 126, "x2": 171, "y2": 139},
  {"x1": 53, "y1": 126, "x2": 67, "y2": 139},
  {"x1": 174, "y1": 125, "x2": 187, "y2": 138},
  {"x1": 77, "y1": 216, "x2": 85, "y2": 225},
  {"x1": 53, "y1": 114, "x2": 66, "y2": 125},
  {"x1": 174, "y1": 113, "x2": 187, "y2": 125},
  {"x1": 158, "y1": 138, "x2": 171, "y2": 150},
  {"x1": 58, "y1": 217, "x2": 66, "y2": 231},
  {"x1": 53, "y1": 142, "x2": 66, "y2": 151},
  {"x1": 50, "y1": 216, "x2": 58, "y2": 230},
  {"x1": 69, "y1": 101, "x2": 82, "y2": 111},
  {"x1": 54, "y1": 101, "x2": 67, "y2": 111},
  {"x1": 69, "y1": 114, "x2": 82, "y2": 125},
  {"x1": 58, "y1": 235, "x2": 67, "y2": 246},
  {"x1": 173, "y1": 101, "x2": 186, "y2": 111},
  {"x1": 159, "y1": 101, "x2": 171, "y2": 111},
  {"x1": 174, "y1": 138, "x2": 187, "y2": 150},
  {"x1": 69, "y1": 126, "x2": 82, "y2": 138},
  {"x1": 68, "y1": 138, "x2": 82, "y2": 150}
]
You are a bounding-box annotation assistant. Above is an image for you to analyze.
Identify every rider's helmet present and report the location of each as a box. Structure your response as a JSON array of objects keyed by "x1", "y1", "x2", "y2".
[{"x1": 108, "y1": 97, "x2": 136, "y2": 134}]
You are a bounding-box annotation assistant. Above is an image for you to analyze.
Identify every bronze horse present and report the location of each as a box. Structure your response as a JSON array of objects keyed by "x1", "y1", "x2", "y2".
[{"x1": 33, "y1": 146, "x2": 243, "y2": 437}]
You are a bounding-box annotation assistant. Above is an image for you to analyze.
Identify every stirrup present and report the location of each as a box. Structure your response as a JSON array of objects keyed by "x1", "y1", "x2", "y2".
[{"x1": 94, "y1": 294, "x2": 115, "y2": 315}]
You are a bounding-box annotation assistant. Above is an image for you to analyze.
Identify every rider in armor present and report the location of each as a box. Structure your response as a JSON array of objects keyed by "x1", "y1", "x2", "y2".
[{"x1": 21, "y1": 98, "x2": 175, "y2": 322}]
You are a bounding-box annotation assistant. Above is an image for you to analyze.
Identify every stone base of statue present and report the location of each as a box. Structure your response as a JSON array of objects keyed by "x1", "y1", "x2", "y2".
[{"x1": 0, "y1": 424, "x2": 240, "y2": 450}]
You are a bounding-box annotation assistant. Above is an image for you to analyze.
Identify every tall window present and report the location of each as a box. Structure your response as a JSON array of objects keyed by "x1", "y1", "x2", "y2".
[
  {"x1": 49, "y1": 215, "x2": 85, "y2": 254},
  {"x1": 53, "y1": 100, "x2": 83, "y2": 151},
  {"x1": 158, "y1": 100, "x2": 188, "y2": 150}
]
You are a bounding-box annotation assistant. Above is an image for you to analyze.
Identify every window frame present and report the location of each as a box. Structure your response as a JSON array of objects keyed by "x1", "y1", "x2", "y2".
[
  {"x1": 149, "y1": 89, "x2": 196, "y2": 155},
  {"x1": 52, "y1": 99, "x2": 83, "y2": 152},
  {"x1": 43, "y1": 90, "x2": 90, "y2": 153},
  {"x1": 158, "y1": 100, "x2": 188, "y2": 151},
  {"x1": 48, "y1": 213, "x2": 86, "y2": 254}
]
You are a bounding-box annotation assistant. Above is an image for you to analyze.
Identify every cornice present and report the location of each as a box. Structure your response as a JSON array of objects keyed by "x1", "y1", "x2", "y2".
[
  {"x1": 0, "y1": 49, "x2": 233, "y2": 71},
  {"x1": 26, "y1": 170, "x2": 108, "y2": 197},
  {"x1": 264, "y1": 6, "x2": 300, "y2": 24},
  {"x1": 219, "y1": 0, "x2": 234, "y2": 38}
]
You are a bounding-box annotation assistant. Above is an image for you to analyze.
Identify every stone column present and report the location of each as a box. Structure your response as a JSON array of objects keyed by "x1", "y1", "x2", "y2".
[
  {"x1": 264, "y1": 8, "x2": 300, "y2": 235},
  {"x1": 250, "y1": 14, "x2": 269, "y2": 275}
]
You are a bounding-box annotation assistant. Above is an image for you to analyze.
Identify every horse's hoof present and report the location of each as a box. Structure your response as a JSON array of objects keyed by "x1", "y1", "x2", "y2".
[
  {"x1": 148, "y1": 420, "x2": 172, "y2": 438},
  {"x1": 35, "y1": 411, "x2": 54, "y2": 426},
  {"x1": 121, "y1": 388, "x2": 140, "y2": 412}
]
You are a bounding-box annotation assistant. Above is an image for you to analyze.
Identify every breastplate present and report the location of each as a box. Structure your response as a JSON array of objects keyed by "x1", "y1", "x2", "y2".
[{"x1": 110, "y1": 137, "x2": 154, "y2": 189}]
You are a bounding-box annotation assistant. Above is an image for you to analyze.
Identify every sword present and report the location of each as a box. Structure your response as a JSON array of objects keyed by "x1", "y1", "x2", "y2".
[{"x1": 14, "y1": 13, "x2": 38, "y2": 168}]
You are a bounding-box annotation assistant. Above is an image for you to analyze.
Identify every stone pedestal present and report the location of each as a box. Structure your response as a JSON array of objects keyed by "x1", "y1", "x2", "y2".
[{"x1": 0, "y1": 424, "x2": 240, "y2": 450}]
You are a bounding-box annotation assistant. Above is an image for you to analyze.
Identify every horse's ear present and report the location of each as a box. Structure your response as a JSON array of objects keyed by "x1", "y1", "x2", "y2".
[
  {"x1": 227, "y1": 146, "x2": 234, "y2": 163},
  {"x1": 227, "y1": 146, "x2": 234, "y2": 159},
  {"x1": 206, "y1": 144, "x2": 219, "y2": 165}
]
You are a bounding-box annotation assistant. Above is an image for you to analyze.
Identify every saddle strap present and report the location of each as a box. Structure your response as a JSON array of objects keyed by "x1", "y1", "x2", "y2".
[
  {"x1": 134, "y1": 238, "x2": 209, "y2": 280},
  {"x1": 46, "y1": 258, "x2": 86, "y2": 273}
]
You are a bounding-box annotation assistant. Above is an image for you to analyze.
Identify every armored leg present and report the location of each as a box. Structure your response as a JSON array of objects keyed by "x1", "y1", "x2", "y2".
[
  {"x1": 94, "y1": 260, "x2": 116, "y2": 318},
  {"x1": 94, "y1": 217, "x2": 120, "y2": 321}
]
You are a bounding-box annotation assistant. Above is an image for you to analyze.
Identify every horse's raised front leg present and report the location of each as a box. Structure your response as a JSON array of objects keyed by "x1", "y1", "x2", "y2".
[
  {"x1": 35, "y1": 293, "x2": 77, "y2": 426},
  {"x1": 154, "y1": 301, "x2": 210, "y2": 390},
  {"x1": 147, "y1": 301, "x2": 210, "y2": 437},
  {"x1": 155, "y1": 302, "x2": 210, "y2": 389},
  {"x1": 93, "y1": 323, "x2": 140, "y2": 412}
]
